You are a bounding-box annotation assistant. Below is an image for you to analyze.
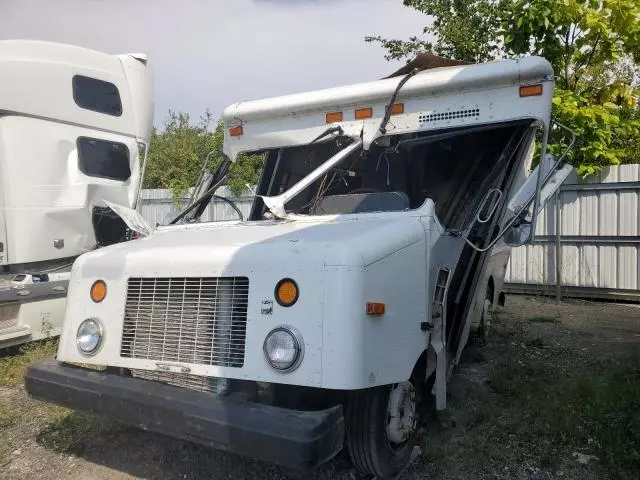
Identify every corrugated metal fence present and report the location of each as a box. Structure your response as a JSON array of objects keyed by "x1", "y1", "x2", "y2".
[
  {"x1": 505, "y1": 164, "x2": 640, "y2": 301},
  {"x1": 139, "y1": 165, "x2": 640, "y2": 302},
  {"x1": 139, "y1": 187, "x2": 254, "y2": 226}
]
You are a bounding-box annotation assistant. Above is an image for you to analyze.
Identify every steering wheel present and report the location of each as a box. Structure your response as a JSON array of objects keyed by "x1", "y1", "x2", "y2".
[{"x1": 346, "y1": 187, "x2": 383, "y2": 195}]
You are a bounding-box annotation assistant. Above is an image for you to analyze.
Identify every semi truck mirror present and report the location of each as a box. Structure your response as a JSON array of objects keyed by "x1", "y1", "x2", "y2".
[{"x1": 504, "y1": 220, "x2": 532, "y2": 247}]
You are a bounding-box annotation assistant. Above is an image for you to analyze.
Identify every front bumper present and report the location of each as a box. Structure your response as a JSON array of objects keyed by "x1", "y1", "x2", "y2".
[{"x1": 25, "y1": 358, "x2": 344, "y2": 469}]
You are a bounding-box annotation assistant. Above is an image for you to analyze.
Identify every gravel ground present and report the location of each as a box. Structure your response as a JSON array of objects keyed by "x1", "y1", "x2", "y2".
[{"x1": 1, "y1": 294, "x2": 639, "y2": 480}]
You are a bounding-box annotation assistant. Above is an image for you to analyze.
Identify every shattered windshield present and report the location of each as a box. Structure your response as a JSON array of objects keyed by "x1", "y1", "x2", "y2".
[{"x1": 255, "y1": 121, "x2": 535, "y2": 230}]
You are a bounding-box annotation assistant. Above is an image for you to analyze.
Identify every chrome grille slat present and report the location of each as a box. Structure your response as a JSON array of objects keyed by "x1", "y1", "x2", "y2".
[
  {"x1": 121, "y1": 277, "x2": 248, "y2": 368},
  {"x1": 130, "y1": 369, "x2": 228, "y2": 395}
]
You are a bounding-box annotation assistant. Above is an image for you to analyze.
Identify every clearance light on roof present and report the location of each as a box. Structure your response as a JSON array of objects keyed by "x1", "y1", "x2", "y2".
[
  {"x1": 389, "y1": 103, "x2": 404, "y2": 115},
  {"x1": 519, "y1": 84, "x2": 543, "y2": 97},
  {"x1": 355, "y1": 107, "x2": 373, "y2": 120},
  {"x1": 326, "y1": 111, "x2": 343, "y2": 123},
  {"x1": 229, "y1": 125, "x2": 243, "y2": 137}
]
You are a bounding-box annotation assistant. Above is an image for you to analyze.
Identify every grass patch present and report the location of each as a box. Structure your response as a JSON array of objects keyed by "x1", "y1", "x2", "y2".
[
  {"x1": 0, "y1": 397, "x2": 22, "y2": 428},
  {"x1": 0, "y1": 442, "x2": 11, "y2": 467},
  {"x1": 489, "y1": 352, "x2": 640, "y2": 479},
  {"x1": 37, "y1": 410, "x2": 121, "y2": 455},
  {"x1": 526, "y1": 315, "x2": 559, "y2": 324},
  {"x1": 0, "y1": 392, "x2": 30, "y2": 466},
  {"x1": 0, "y1": 338, "x2": 58, "y2": 386}
]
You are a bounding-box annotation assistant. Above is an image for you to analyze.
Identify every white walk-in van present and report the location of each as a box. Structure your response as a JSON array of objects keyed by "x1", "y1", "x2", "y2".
[
  {"x1": 27, "y1": 55, "x2": 572, "y2": 478},
  {"x1": 0, "y1": 40, "x2": 153, "y2": 348}
]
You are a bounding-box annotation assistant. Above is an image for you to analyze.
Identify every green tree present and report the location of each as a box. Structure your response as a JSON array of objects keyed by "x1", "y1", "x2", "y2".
[
  {"x1": 143, "y1": 110, "x2": 263, "y2": 199},
  {"x1": 366, "y1": 0, "x2": 501, "y2": 63},
  {"x1": 367, "y1": 0, "x2": 640, "y2": 176}
]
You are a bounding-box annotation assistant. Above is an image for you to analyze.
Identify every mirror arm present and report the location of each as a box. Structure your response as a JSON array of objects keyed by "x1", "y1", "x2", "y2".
[
  {"x1": 475, "y1": 188, "x2": 503, "y2": 224},
  {"x1": 464, "y1": 122, "x2": 577, "y2": 252},
  {"x1": 528, "y1": 121, "x2": 576, "y2": 240},
  {"x1": 462, "y1": 200, "x2": 532, "y2": 252}
]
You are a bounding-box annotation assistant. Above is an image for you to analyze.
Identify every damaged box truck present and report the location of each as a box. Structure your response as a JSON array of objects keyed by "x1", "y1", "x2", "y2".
[{"x1": 26, "y1": 55, "x2": 572, "y2": 478}]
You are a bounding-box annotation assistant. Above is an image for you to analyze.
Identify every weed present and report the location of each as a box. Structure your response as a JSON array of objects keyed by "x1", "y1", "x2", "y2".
[
  {"x1": 489, "y1": 351, "x2": 640, "y2": 478},
  {"x1": 0, "y1": 338, "x2": 58, "y2": 386},
  {"x1": 37, "y1": 410, "x2": 122, "y2": 455}
]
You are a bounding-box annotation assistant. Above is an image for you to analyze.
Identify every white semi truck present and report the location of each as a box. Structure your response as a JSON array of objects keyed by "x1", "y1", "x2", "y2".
[
  {"x1": 0, "y1": 40, "x2": 153, "y2": 348},
  {"x1": 26, "y1": 55, "x2": 571, "y2": 478}
]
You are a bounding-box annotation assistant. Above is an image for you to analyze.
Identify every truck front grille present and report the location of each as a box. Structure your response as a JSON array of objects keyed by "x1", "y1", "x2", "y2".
[
  {"x1": 130, "y1": 369, "x2": 228, "y2": 395},
  {"x1": 120, "y1": 277, "x2": 249, "y2": 367}
]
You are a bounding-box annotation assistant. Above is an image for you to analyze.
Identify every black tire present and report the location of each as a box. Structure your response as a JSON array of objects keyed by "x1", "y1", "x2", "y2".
[{"x1": 345, "y1": 385, "x2": 415, "y2": 478}]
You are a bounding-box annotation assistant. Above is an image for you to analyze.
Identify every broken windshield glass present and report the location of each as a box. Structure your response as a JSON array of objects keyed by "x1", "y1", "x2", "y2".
[{"x1": 255, "y1": 120, "x2": 535, "y2": 230}]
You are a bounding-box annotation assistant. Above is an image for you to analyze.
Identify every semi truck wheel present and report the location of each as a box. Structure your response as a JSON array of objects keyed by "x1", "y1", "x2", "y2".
[{"x1": 345, "y1": 382, "x2": 417, "y2": 478}]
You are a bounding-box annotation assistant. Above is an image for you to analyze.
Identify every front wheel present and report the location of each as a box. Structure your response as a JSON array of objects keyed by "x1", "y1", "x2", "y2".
[{"x1": 345, "y1": 382, "x2": 418, "y2": 478}]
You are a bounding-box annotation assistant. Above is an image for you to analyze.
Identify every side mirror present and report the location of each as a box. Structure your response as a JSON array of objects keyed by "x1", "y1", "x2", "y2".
[{"x1": 504, "y1": 220, "x2": 532, "y2": 247}]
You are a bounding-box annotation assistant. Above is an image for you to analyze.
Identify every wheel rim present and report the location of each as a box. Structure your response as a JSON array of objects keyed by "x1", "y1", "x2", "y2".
[{"x1": 386, "y1": 381, "x2": 417, "y2": 449}]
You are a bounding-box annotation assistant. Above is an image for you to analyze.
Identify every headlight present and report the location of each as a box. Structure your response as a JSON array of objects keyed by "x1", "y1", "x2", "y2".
[
  {"x1": 76, "y1": 318, "x2": 103, "y2": 355},
  {"x1": 263, "y1": 327, "x2": 303, "y2": 372}
]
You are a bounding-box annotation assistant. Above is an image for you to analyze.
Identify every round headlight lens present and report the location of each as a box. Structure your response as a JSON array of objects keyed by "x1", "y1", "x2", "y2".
[
  {"x1": 263, "y1": 327, "x2": 302, "y2": 371},
  {"x1": 76, "y1": 318, "x2": 103, "y2": 354}
]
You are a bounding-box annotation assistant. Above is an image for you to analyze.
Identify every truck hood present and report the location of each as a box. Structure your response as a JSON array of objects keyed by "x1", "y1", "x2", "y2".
[{"x1": 75, "y1": 213, "x2": 430, "y2": 278}]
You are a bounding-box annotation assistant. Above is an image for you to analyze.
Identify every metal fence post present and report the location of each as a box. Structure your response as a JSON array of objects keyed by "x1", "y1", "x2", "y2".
[{"x1": 555, "y1": 190, "x2": 562, "y2": 303}]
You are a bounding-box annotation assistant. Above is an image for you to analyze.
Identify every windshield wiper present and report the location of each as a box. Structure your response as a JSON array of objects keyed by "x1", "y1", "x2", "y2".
[{"x1": 169, "y1": 158, "x2": 233, "y2": 225}]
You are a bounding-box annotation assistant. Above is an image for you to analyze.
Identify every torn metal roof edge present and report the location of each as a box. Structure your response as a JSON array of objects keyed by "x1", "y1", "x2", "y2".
[{"x1": 385, "y1": 52, "x2": 471, "y2": 78}]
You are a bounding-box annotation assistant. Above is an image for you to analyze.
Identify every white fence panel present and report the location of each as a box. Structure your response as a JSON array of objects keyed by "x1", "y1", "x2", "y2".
[
  {"x1": 139, "y1": 187, "x2": 254, "y2": 225},
  {"x1": 505, "y1": 164, "x2": 640, "y2": 301}
]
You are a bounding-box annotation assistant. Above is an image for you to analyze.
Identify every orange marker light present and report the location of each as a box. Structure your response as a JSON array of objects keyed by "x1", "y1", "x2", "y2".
[
  {"x1": 355, "y1": 107, "x2": 373, "y2": 120},
  {"x1": 275, "y1": 278, "x2": 299, "y2": 307},
  {"x1": 519, "y1": 84, "x2": 543, "y2": 97},
  {"x1": 366, "y1": 302, "x2": 386, "y2": 316},
  {"x1": 389, "y1": 103, "x2": 404, "y2": 115},
  {"x1": 325, "y1": 111, "x2": 343, "y2": 123},
  {"x1": 90, "y1": 280, "x2": 107, "y2": 303},
  {"x1": 229, "y1": 125, "x2": 244, "y2": 136}
]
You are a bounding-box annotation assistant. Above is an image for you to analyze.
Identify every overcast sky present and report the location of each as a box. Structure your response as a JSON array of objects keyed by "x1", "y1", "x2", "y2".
[{"x1": 0, "y1": 0, "x2": 428, "y2": 128}]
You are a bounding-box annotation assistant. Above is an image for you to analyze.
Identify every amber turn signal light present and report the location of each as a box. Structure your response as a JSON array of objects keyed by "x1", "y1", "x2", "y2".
[
  {"x1": 389, "y1": 103, "x2": 404, "y2": 115},
  {"x1": 519, "y1": 84, "x2": 543, "y2": 97},
  {"x1": 325, "y1": 111, "x2": 343, "y2": 123},
  {"x1": 229, "y1": 125, "x2": 244, "y2": 136},
  {"x1": 90, "y1": 280, "x2": 107, "y2": 303},
  {"x1": 355, "y1": 107, "x2": 373, "y2": 120},
  {"x1": 275, "y1": 278, "x2": 299, "y2": 307}
]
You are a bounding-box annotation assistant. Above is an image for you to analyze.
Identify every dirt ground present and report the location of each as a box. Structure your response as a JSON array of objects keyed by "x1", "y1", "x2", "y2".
[{"x1": 1, "y1": 295, "x2": 639, "y2": 480}]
